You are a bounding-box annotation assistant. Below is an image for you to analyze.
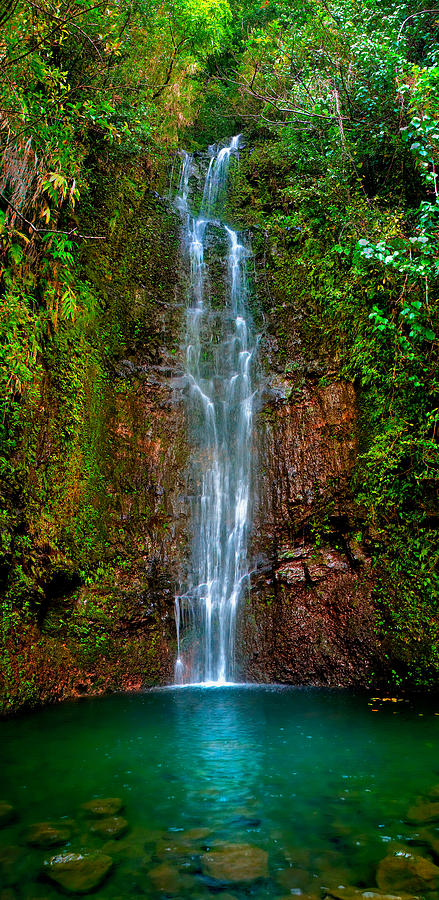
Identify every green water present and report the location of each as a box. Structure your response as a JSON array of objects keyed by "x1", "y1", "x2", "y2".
[{"x1": 1, "y1": 686, "x2": 439, "y2": 898}]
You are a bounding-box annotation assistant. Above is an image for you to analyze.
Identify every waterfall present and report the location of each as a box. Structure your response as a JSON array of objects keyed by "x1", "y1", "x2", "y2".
[{"x1": 174, "y1": 136, "x2": 257, "y2": 685}]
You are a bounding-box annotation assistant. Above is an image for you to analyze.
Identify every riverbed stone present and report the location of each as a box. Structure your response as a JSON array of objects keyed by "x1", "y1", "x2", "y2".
[
  {"x1": 148, "y1": 862, "x2": 193, "y2": 893},
  {"x1": 376, "y1": 852, "x2": 439, "y2": 893},
  {"x1": 80, "y1": 798, "x2": 123, "y2": 817},
  {"x1": 406, "y1": 802, "x2": 439, "y2": 825},
  {"x1": 416, "y1": 829, "x2": 439, "y2": 859},
  {"x1": 276, "y1": 865, "x2": 313, "y2": 892},
  {"x1": 325, "y1": 887, "x2": 422, "y2": 900},
  {"x1": 90, "y1": 816, "x2": 128, "y2": 839},
  {"x1": 26, "y1": 822, "x2": 71, "y2": 848},
  {"x1": 155, "y1": 827, "x2": 211, "y2": 860},
  {"x1": 201, "y1": 842, "x2": 268, "y2": 882},
  {"x1": 0, "y1": 803, "x2": 15, "y2": 828},
  {"x1": 181, "y1": 827, "x2": 211, "y2": 843},
  {"x1": 44, "y1": 851, "x2": 113, "y2": 893}
]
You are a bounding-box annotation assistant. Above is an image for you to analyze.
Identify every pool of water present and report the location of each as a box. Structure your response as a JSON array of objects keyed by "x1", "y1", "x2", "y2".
[{"x1": 1, "y1": 686, "x2": 439, "y2": 898}]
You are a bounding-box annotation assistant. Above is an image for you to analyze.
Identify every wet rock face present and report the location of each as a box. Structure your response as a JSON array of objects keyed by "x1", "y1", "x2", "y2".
[
  {"x1": 256, "y1": 380, "x2": 358, "y2": 537},
  {"x1": 243, "y1": 379, "x2": 379, "y2": 686}
]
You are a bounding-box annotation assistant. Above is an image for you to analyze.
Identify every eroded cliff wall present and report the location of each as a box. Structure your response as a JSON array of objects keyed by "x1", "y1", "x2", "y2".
[{"x1": 1, "y1": 158, "x2": 188, "y2": 712}]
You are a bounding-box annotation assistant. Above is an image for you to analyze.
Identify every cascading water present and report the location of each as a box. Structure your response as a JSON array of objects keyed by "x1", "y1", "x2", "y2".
[{"x1": 174, "y1": 136, "x2": 257, "y2": 685}]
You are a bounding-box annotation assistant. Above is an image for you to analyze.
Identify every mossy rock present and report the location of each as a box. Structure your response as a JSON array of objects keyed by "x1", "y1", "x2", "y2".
[
  {"x1": 406, "y1": 801, "x2": 439, "y2": 825},
  {"x1": 149, "y1": 862, "x2": 195, "y2": 893},
  {"x1": 325, "y1": 886, "x2": 421, "y2": 900},
  {"x1": 26, "y1": 822, "x2": 71, "y2": 848},
  {"x1": 201, "y1": 843, "x2": 268, "y2": 883},
  {"x1": 90, "y1": 816, "x2": 128, "y2": 839},
  {"x1": 80, "y1": 797, "x2": 123, "y2": 817},
  {"x1": 376, "y1": 853, "x2": 439, "y2": 893},
  {"x1": 44, "y1": 851, "x2": 113, "y2": 893}
]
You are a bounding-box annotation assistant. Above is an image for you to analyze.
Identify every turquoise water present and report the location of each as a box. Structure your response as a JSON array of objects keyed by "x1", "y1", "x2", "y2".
[{"x1": 1, "y1": 686, "x2": 439, "y2": 898}]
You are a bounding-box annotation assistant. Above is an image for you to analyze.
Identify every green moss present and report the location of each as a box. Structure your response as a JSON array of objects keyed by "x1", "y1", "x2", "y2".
[
  {"x1": 0, "y1": 154, "x2": 184, "y2": 714},
  {"x1": 232, "y1": 134, "x2": 439, "y2": 691}
]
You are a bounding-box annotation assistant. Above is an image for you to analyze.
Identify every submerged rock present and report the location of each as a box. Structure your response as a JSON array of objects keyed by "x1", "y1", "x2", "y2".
[
  {"x1": 0, "y1": 803, "x2": 15, "y2": 828},
  {"x1": 149, "y1": 862, "x2": 194, "y2": 893},
  {"x1": 201, "y1": 842, "x2": 268, "y2": 882},
  {"x1": 376, "y1": 852, "x2": 439, "y2": 893},
  {"x1": 26, "y1": 822, "x2": 71, "y2": 848},
  {"x1": 0, "y1": 844, "x2": 29, "y2": 887},
  {"x1": 80, "y1": 798, "x2": 123, "y2": 817},
  {"x1": 155, "y1": 827, "x2": 211, "y2": 860},
  {"x1": 44, "y1": 851, "x2": 113, "y2": 893},
  {"x1": 325, "y1": 886, "x2": 422, "y2": 900},
  {"x1": 180, "y1": 827, "x2": 211, "y2": 842},
  {"x1": 406, "y1": 802, "x2": 439, "y2": 825},
  {"x1": 415, "y1": 829, "x2": 439, "y2": 859},
  {"x1": 276, "y1": 865, "x2": 313, "y2": 892},
  {"x1": 90, "y1": 816, "x2": 128, "y2": 839}
]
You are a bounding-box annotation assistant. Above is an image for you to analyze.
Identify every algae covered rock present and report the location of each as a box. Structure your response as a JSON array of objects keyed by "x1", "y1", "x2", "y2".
[
  {"x1": 90, "y1": 816, "x2": 128, "y2": 839},
  {"x1": 44, "y1": 851, "x2": 113, "y2": 893},
  {"x1": 406, "y1": 802, "x2": 439, "y2": 825},
  {"x1": 149, "y1": 862, "x2": 194, "y2": 893},
  {"x1": 201, "y1": 843, "x2": 268, "y2": 882},
  {"x1": 26, "y1": 822, "x2": 71, "y2": 848},
  {"x1": 80, "y1": 798, "x2": 123, "y2": 817},
  {"x1": 416, "y1": 829, "x2": 439, "y2": 858},
  {"x1": 325, "y1": 886, "x2": 421, "y2": 900},
  {"x1": 376, "y1": 852, "x2": 439, "y2": 893},
  {"x1": 0, "y1": 804, "x2": 15, "y2": 828}
]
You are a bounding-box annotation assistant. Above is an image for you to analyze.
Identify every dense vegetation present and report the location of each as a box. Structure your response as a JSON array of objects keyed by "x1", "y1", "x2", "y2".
[{"x1": 1, "y1": 0, "x2": 438, "y2": 705}]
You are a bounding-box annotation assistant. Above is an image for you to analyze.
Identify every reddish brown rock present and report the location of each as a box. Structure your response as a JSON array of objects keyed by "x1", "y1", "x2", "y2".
[
  {"x1": 201, "y1": 843, "x2": 268, "y2": 882},
  {"x1": 242, "y1": 381, "x2": 379, "y2": 686},
  {"x1": 376, "y1": 853, "x2": 439, "y2": 893}
]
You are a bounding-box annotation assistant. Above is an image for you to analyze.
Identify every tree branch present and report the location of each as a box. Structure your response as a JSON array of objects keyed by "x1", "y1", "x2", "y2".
[
  {"x1": 397, "y1": 9, "x2": 439, "y2": 43},
  {"x1": 0, "y1": 191, "x2": 106, "y2": 240},
  {"x1": 151, "y1": 38, "x2": 186, "y2": 100}
]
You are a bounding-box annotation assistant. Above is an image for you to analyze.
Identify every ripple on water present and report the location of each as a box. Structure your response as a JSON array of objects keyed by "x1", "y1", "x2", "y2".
[{"x1": 1, "y1": 687, "x2": 439, "y2": 898}]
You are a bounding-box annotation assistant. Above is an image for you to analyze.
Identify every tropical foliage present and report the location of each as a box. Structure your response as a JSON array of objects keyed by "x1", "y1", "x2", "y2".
[{"x1": 1, "y1": 0, "x2": 438, "y2": 696}]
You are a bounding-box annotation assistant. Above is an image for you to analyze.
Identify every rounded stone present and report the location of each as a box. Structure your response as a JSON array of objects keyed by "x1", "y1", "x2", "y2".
[
  {"x1": 377, "y1": 852, "x2": 439, "y2": 893},
  {"x1": 0, "y1": 804, "x2": 15, "y2": 828},
  {"x1": 325, "y1": 887, "x2": 421, "y2": 900},
  {"x1": 149, "y1": 862, "x2": 190, "y2": 893},
  {"x1": 26, "y1": 822, "x2": 71, "y2": 848},
  {"x1": 44, "y1": 851, "x2": 113, "y2": 894},
  {"x1": 80, "y1": 798, "x2": 123, "y2": 817},
  {"x1": 90, "y1": 817, "x2": 128, "y2": 839},
  {"x1": 201, "y1": 843, "x2": 268, "y2": 882}
]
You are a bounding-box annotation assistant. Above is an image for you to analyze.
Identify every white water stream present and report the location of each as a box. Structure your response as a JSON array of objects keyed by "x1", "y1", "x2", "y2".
[{"x1": 174, "y1": 136, "x2": 257, "y2": 685}]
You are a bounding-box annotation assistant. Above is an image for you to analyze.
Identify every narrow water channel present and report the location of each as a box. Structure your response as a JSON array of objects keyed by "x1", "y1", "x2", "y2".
[{"x1": 174, "y1": 136, "x2": 257, "y2": 685}]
